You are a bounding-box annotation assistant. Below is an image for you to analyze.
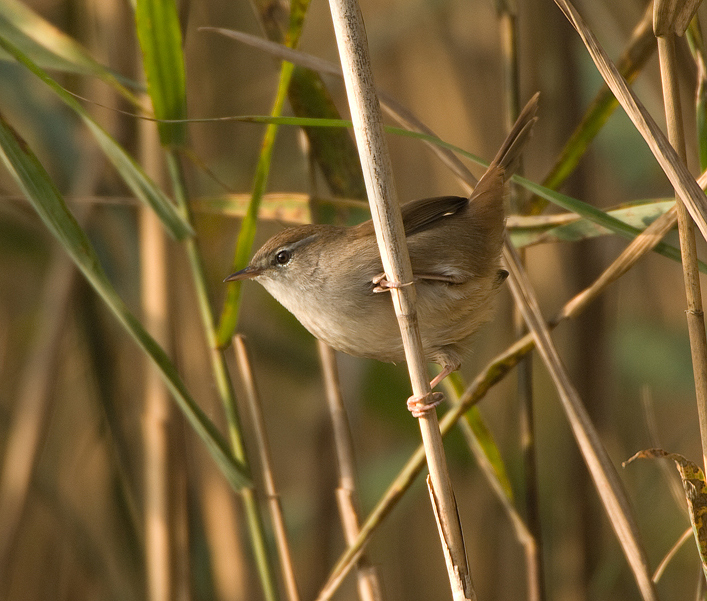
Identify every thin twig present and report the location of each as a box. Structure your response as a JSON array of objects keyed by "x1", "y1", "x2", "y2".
[
  {"x1": 653, "y1": 527, "x2": 693, "y2": 582},
  {"x1": 234, "y1": 335, "x2": 301, "y2": 601},
  {"x1": 326, "y1": 0, "x2": 475, "y2": 598}
]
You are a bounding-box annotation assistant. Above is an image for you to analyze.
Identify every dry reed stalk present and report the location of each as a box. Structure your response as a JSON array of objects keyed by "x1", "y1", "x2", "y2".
[
  {"x1": 140, "y1": 208, "x2": 174, "y2": 601},
  {"x1": 198, "y1": 464, "x2": 250, "y2": 600},
  {"x1": 317, "y1": 341, "x2": 383, "y2": 601},
  {"x1": 553, "y1": 0, "x2": 707, "y2": 242},
  {"x1": 233, "y1": 335, "x2": 301, "y2": 601},
  {"x1": 139, "y1": 102, "x2": 177, "y2": 601},
  {"x1": 653, "y1": 526, "x2": 693, "y2": 582},
  {"x1": 326, "y1": 0, "x2": 475, "y2": 598},
  {"x1": 0, "y1": 242, "x2": 78, "y2": 588},
  {"x1": 653, "y1": 0, "x2": 707, "y2": 473},
  {"x1": 503, "y1": 239, "x2": 658, "y2": 601}
]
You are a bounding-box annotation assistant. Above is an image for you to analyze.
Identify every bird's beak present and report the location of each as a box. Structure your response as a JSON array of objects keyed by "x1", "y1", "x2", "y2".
[{"x1": 224, "y1": 266, "x2": 262, "y2": 282}]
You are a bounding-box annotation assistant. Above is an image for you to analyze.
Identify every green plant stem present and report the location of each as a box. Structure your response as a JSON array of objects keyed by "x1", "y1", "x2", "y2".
[{"x1": 165, "y1": 152, "x2": 279, "y2": 601}]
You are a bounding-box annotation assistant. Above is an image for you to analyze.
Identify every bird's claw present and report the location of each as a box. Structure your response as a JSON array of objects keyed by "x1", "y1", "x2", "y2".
[
  {"x1": 372, "y1": 273, "x2": 414, "y2": 293},
  {"x1": 407, "y1": 392, "x2": 444, "y2": 418}
]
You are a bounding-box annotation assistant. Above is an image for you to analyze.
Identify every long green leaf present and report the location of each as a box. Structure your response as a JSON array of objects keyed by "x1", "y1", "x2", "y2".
[
  {"x1": 135, "y1": 0, "x2": 187, "y2": 146},
  {"x1": 0, "y1": 33, "x2": 193, "y2": 240},
  {"x1": 0, "y1": 110, "x2": 250, "y2": 491},
  {"x1": 0, "y1": 0, "x2": 140, "y2": 103},
  {"x1": 509, "y1": 200, "x2": 676, "y2": 247}
]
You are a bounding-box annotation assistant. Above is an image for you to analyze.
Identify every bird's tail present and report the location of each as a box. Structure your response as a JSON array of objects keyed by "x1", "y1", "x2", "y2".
[{"x1": 491, "y1": 92, "x2": 539, "y2": 179}]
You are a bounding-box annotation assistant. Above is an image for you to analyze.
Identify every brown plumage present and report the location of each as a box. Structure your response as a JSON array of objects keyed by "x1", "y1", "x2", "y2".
[{"x1": 227, "y1": 94, "x2": 539, "y2": 391}]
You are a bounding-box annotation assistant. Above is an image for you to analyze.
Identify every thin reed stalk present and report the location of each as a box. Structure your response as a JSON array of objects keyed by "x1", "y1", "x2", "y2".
[
  {"x1": 326, "y1": 0, "x2": 475, "y2": 598},
  {"x1": 503, "y1": 240, "x2": 658, "y2": 601},
  {"x1": 654, "y1": 2, "x2": 707, "y2": 472},
  {"x1": 317, "y1": 341, "x2": 383, "y2": 601},
  {"x1": 234, "y1": 335, "x2": 301, "y2": 601},
  {"x1": 139, "y1": 104, "x2": 176, "y2": 601}
]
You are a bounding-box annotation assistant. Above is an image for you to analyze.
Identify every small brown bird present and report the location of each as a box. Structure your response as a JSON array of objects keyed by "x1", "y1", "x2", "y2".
[{"x1": 227, "y1": 94, "x2": 538, "y2": 415}]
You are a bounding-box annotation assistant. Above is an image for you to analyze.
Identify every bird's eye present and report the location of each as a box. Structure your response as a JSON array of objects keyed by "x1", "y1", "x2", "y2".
[{"x1": 275, "y1": 249, "x2": 291, "y2": 265}]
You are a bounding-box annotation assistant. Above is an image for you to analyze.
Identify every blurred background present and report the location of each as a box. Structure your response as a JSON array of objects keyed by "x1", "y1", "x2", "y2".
[{"x1": 0, "y1": 0, "x2": 705, "y2": 600}]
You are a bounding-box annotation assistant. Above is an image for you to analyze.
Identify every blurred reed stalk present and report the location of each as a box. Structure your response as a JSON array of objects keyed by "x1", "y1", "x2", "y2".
[
  {"x1": 0, "y1": 8, "x2": 125, "y2": 585},
  {"x1": 496, "y1": 1, "x2": 545, "y2": 599},
  {"x1": 326, "y1": 0, "x2": 475, "y2": 598},
  {"x1": 198, "y1": 461, "x2": 250, "y2": 601},
  {"x1": 0, "y1": 136, "x2": 105, "y2": 591},
  {"x1": 317, "y1": 341, "x2": 383, "y2": 601},
  {"x1": 653, "y1": 0, "x2": 707, "y2": 472},
  {"x1": 138, "y1": 98, "x2": 179, "y2": 601},
  {"x1": 234, "y1": 335, "x2": 301, "y2": 601},
  {"x1": 0, "y1": 224, "x2": 81, "y2": 591}
]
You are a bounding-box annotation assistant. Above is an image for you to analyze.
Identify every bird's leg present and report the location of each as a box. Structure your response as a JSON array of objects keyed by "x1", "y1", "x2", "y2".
[
  {"x1": 372, "y1": 272, "x2": 414, "y2": 293},
  {"x1": 430, "y1": 364, "x2": 456, "y2": 389}
]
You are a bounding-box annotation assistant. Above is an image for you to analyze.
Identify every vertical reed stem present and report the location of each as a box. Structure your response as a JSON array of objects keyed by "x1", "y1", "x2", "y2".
[
  {"x1": 655, "y1": 18, "x2": 707, "y2": 472},
  {"x1": 317, "y1": 342, "x2": 383, "y2": 601},
  {"x1": 234, "y1": 335, "x2": 301, "y2": 601},
  {"x1": 139, "y1": 102, "x2": 176, "y2": 601},
  {"x1": 326, "y1": 0, "x2": 475, "y2": 598}
]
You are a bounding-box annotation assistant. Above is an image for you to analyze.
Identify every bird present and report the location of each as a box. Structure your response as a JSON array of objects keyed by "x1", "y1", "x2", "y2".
[{"x1": 226, "y1": 93, "x2": 539, "y2": 416}]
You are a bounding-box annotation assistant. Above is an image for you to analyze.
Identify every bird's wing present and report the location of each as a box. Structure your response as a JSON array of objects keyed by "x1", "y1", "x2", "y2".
[{"x1": 400, "y1": 196, "x2": 468, "y2": 236}]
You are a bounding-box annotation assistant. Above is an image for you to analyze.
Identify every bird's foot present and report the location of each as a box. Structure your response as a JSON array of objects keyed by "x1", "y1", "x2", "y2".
[
  {"x1": 407, "y1": 392, "x2": 444, "y2": 418},
  {"x1": 372, "y1": 272, "x2": 414, "y2": 293}
]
